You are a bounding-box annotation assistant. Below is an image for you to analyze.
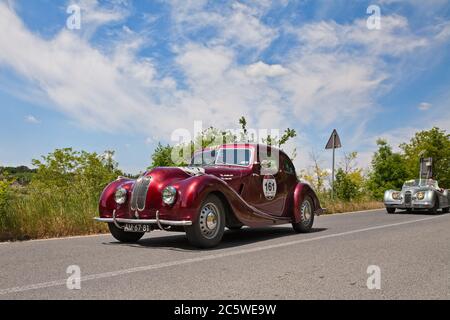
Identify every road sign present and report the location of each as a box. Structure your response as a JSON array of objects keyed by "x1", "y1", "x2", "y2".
[
  {"x1": 325, "y1": 129, "x2": 342, "y2": 149},
  {"x1": 325, "y1": 129, "x2": 342, "y2": 200}
]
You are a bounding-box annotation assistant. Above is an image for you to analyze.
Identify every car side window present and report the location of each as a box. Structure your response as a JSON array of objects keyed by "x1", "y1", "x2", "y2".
[{"x1": 283, "y1": 156, "x2": 296, "y2": 175}]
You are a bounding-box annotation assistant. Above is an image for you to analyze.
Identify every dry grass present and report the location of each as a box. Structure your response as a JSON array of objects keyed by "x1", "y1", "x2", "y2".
[
  {"x1": 0, "y1": 186, "x2": 108, "y2": 242},
  {"x1": 321, "y1": 199, "x2": 384, "y2": 214}
]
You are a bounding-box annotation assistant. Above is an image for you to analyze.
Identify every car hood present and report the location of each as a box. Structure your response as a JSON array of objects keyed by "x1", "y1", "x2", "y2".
[
  {"x1": 401, "y1": 186, "x2": 432, "y2": 193},
  {"x1": 145, "y1": 166, "x2": 245, "y2": 183}
]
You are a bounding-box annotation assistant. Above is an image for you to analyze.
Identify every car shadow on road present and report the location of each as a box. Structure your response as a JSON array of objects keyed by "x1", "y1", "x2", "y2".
[
  {"x1": 104, "y1": 226, "x2": 328, "y2": 252},
  {"x1": 395, "y1": 209, "x2": 448, "y2": 216}
]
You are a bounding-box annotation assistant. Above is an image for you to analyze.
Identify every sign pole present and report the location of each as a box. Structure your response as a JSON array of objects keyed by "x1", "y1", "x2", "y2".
[
  {"x1": 331, "y1": 133, "x2": 335, "y2": 200},
  {"x1": 325, "y1": 129, "x2": 341, "y2": 201}
]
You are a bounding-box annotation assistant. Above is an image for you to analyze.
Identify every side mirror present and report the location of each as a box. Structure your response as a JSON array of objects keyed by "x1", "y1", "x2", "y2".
[{"x1": 252, "y1": 162, "x2": 261, "y2": 174}]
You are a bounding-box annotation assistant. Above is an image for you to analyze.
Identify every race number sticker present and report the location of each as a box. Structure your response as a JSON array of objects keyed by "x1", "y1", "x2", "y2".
[{"x1": 263, "y1": 175, "x2": 277, "y2": 200}]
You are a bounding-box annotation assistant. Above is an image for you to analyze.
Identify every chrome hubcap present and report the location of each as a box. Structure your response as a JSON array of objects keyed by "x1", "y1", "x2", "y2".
[
  {"x1": 301, "y1": 200, "x2": 312, "y2": 226},
  {"x1": 199, "y1": 203, "x2": 220, "y2": 239},
  {"x1": 206, "y1": 212, "x2": 218, "y2": 230}
]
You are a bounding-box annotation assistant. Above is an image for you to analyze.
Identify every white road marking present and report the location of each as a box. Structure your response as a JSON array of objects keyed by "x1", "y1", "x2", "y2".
[{"x1": 0, "y1": 214, "x2": 445, "y2": 296}]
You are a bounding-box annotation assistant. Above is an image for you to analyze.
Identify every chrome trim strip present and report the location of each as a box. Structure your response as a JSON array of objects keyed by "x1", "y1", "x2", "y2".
[
  {"x1": 156, "y1": 210, "x2": 171, "y2": 230},
  {"x1": 94, "y1": 217, "x2": 192, "y2": 226},
  {"x1": 112, "y1": 210, "x2": 123, "y2": 229},
  {"x1": 130, "y1": 176, "x2": 151, "y2": 212}
]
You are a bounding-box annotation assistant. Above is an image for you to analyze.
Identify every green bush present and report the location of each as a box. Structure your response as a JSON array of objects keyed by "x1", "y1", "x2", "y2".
[{"x1": 0, "y1": 148, "x2": 121, "y2": 241}]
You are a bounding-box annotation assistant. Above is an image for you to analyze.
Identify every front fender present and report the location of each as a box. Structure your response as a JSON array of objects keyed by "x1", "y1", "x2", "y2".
[
  {"x1": 98, "y1": 177, "x2": 134, "y2": 217},
  {"x1": 293, "y1": 183, "x2": 322, "y2": 224}
]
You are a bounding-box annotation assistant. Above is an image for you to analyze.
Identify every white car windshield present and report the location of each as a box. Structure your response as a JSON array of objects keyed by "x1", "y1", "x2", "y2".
[
  {"x1": 215, "y1": 148, "x2": 251, "y2": 166},
  {"x1": 190, "y1": 148, "x2": 252, "y2": 167},
  {"x1": 190, "y1": 150, "x2": 216, "y2": 166},
  {"x1": 403, "y1": 179, "x2": 438, "y2": 188}
]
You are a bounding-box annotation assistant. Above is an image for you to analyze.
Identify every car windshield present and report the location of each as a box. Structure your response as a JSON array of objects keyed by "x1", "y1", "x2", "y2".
[
  {"x1": 215, "y1": 148, "x2": 251, "y2": 166},
  {"x1": 403, "y1": 179, "x2": 438, "y2": 188},
  {"x1": 190, "y1": 150, "x2": 216, "y2": 166}
]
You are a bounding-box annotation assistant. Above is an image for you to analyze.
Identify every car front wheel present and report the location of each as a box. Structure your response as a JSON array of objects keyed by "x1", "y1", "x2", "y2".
[
  {"x1": 185, "y1": 195, "x2": 225, "y2": 248},
  {"x1": 292, "y1": 196, "x2": 315, "y2": 233},
  {"x1": 386, "y1": 207, "x2": 396, "y2": 214},
  {"x1": 108, "y1": 223, "x2": 145, "y2": 243}
]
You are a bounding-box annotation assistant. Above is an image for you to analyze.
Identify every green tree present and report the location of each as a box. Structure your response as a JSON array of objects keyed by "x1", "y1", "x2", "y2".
[
  {"x1": 399, "y1": 127, "x2": 450, "y2": 187},
  {"x1": 334, "y1": 152, "x2": 364, "y2": 201},
  {"x1": 31, "y1": 148, "x2": 122, "y2": 193},
  {"x1": 367, "y1": 139, "x2": 408, "y2": 199},
  {"x1": 150, "y1": 116, "x2": 298, "y2": 167},
  {"x1": 150, "y1": 143, "x2": 176, "y2": 168},
  {"x1": 334, "y1": 168, "x2": 358, "y2": 201},
  {"x1": 298, "y1": 150, "x2": 329, "y2": 193}
]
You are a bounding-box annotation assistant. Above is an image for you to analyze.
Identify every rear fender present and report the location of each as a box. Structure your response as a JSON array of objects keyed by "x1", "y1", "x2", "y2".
[{"x1": 293, "y1": 183, "x2": 322, "y2": 224}]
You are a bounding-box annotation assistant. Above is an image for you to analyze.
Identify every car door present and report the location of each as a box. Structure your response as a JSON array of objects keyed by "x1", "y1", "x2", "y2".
[
  {"x1": 279, "y1": 153, "x2": 299, "y2": 217},
  {"x1": 242, "y1": 148, "x2": 286, "y2": 216}
]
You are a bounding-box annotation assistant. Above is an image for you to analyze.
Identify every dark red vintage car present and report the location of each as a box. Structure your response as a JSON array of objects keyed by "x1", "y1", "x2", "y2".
[{"x1": 95, "y1": 144, "x2": 324, "y2": 248}]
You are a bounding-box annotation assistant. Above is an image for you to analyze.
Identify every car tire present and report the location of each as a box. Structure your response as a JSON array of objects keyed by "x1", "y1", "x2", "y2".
[
  {"x1": 386, "y1": 207, "x2": 396, "y2": 214},
  {"x1": 292, "y1": 196, "x2": 315, "y2": 233},
  {"x1": 442, "y1": 207, "x2": 450, "y2": 213},
  {"x1": 185, "y1": 194, "x2": 225, "y2": 248},
  {"x1": 429, "y1": 199, "x2": 439, "y2": 214},
  {"x1": 108, "y1": 223, "x2": 145, "y2": 243}
]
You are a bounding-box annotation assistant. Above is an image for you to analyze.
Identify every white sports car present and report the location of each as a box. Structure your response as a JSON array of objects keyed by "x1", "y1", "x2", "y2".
[{"x1": 384, "y1": 179, "x2": 450, "y2": 214}]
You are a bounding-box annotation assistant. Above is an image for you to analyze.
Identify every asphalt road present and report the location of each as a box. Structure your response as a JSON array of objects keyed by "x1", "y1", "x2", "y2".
[{"x1": 0, "y1": 209, "x2": 449, "y2": 299}]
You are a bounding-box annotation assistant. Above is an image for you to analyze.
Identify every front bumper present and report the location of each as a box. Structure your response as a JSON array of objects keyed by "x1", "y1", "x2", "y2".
[
  {"x1": 384, "y1": 201, "x2": 433, "y2": 210},
  {"x1": 94, "y1": 210, "x2": 192, "y2": 229}
]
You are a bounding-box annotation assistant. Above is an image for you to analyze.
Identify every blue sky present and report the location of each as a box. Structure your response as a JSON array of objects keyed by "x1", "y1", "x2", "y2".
[{"x1": 0, "y1": 0, "x2": 449, "y2": 174}]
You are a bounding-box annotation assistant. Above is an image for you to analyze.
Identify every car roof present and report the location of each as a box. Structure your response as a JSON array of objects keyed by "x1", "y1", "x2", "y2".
[{"x1": 195, "y1": 143, "x2": 282, "y2": 153}]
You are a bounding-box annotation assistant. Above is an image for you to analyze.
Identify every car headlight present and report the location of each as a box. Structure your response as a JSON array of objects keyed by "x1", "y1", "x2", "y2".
[
  {"x1": 392, "y1": 192, "x2": 401, "y2": 200},
  {"x1": 114, "y1": 187, "x2": 127, "y2": 204},
  {"x1": 416, "y1": 191, "x2": 425, "y2": 200},
  {"x1": 162, "y1": 186, "x2": 177, "y2": 205}
]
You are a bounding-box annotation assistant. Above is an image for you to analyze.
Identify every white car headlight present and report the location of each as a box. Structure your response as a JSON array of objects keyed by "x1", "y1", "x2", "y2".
[
  {"x1": 114, "y1": 187, "x2": 127, "y2": 204},
  {"x1": 416, "y1": 191, "x2": 425, "y2": 200},
  {"x1": 162, "y1": 186, "x2": 177, "y2": 205},
  {"x1": 392, "y1": 192, "x2": 401, "y2": 200}
]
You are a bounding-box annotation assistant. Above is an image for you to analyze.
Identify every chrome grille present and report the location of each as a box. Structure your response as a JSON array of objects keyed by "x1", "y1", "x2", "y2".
[
  {"x1": 130, "y1": 176, "x2": 151, "y2": 211},
  {"x1": 404, "y1": 191, "x2": 412, "y2": 205}
]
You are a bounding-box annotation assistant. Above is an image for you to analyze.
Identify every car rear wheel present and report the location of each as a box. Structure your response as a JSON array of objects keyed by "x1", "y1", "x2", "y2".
[
  {"x1": 386, "y1": 207, "x2": 396, "y2": 214},
  {"x1": 185, "y1": 195, "x2": 225, "y2": 248},
  {"x1": 108, "y1": 223, "x2": 145, "y2": 243},
  {"x1": 292, "y1": 196, "x2": 315, "y2": 233},
  {"x1": 429, "y1": 199, "x2": 439, "y2": 214}
]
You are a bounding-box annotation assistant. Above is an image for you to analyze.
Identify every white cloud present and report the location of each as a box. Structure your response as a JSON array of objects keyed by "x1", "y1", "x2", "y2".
[
  {"x1": 0, "y1": 2, "x2": 449, "y2": 172},
  {"x1": 246, "y1": 61, "x2": 289, "y2": 78},
  {"x1": 169, "y1": 0, "x2": 277, "y2": 51},
  {"x1": 418, "y1": 102, "x2": 432, "y2": 111},
  {"x1": 69, "y1": 0, "x2": 130, "y2": 38},
  {"x1": 25, "y1": 115, "x2": 40, "y2": 124}
]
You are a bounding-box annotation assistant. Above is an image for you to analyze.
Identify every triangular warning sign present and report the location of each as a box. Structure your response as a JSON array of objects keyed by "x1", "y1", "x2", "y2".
[{"x1": 325, "y1": 129, "x2": 342, "y2": 149}]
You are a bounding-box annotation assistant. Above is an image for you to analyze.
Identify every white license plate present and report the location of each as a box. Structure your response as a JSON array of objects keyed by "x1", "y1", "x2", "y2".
[{"x1": 124, "y1": 224, "x2": 151, "y2": 233}]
